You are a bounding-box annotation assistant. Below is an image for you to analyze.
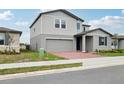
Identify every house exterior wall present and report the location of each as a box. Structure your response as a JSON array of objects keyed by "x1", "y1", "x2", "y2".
[
  {"x1": 30, "y1": 34, "x2": 76, "y2": 51},
  {"x1": 30, "y1": 10, "x2": 114, "y2": 52},
  {"x1": 118, "y1": 39, "x2": 124, "y2": 49},
  {"x1": 30, "y1": 17, "x2": 42, "y2": 39},
  {"x1": 0, "y1": 32, "x2": 20, "y2": 53},
  {"x1": 85, "y1": 36, "x2": 93, "y2": 52},
  {"x1": 86, "y1": 29, "x2": 112, "y2": 51},
  {"x1": 82, "y1": 26, "x2": 90, "y2": 32},
  {"x1": 30, "y1": 11, "x2": 82, "y2": 51},
  {"x1": 41, "y1": 11, "x2": 83, "y2": 35}
]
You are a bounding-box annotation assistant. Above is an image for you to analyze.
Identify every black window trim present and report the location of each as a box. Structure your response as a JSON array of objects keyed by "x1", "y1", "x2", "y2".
[
  {"x1": 0, "y1": 39, "x2": 5, "y2": 45},
  {"x1": 55, "y1": 19, "x2": 60, "y2": 28},
  {"x1": 99, "y1": 36, "x2": 107, "y2": 46},
  {"x1": 61, "y1": 20, "x2": 66, "y2": 29}
]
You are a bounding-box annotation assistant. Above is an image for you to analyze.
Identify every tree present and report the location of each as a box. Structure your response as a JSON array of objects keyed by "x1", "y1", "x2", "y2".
[{"x1": 5, "y1": 31, "x2": 15, "y2": 54}]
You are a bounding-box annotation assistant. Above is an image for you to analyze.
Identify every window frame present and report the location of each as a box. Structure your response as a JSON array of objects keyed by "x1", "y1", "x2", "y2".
[
  {"x1": 99, "y1": 36, "x2": 107, "y2": 46},
  {"x1": 61, "y1": 20, "x2": 66, "y2": 29},
  {"x1": 0, "y1": 39, "x2": 5, "y2": 45},
  {"x1": 55, "y1": 19, "x2": 60, "y2": 28},
  {"x1": 77, "y1": 22, "x2": 80, "y2": 31},
  {"x1": 0, "y1": 33, "x2": 5, "y2": 45}
]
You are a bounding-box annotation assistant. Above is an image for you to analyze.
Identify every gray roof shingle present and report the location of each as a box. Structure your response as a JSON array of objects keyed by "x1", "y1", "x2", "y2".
[
  {"x1": 30, "y1": 9, "x2": 84, "y2": 28},
  {"x1": 0, "y1": 27, "x2": 22, "y2": 35},
  {"x1": 74, "y1": 28, "x2": 113, "y2": 37}
]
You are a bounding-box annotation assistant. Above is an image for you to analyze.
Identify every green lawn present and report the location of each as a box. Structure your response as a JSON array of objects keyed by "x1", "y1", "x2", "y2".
[
  {"x1": 98, "y1": 52, "x2": 124, "y2": 56},
  {"x1": 0, "y1": 50, "x2": 65, "y2": 64},
  {"x1": 97, "y1": 50, "x2": 124, "y2": 57},
  {"x1": 0, "y1": 63, "x2": 82, "y2": 75}
]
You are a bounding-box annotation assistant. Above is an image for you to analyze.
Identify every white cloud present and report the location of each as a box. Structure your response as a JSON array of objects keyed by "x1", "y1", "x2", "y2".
[
  {"x1": 122, "y1": 10, "x2": 124, "y2": 15},
  {"x1": 88, "y1": 15, "x2": 124, "y2": 29},
  {"x1": 0, "y1": 10, "x2": 13, "y2": 20},
  {"x1": 15, "y1": 21, "x2": 29, "y2": 27}
]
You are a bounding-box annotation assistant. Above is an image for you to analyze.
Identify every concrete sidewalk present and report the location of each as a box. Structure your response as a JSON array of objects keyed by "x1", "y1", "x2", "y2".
[
  {"x1": 0, "y1": 56, "x2": 124, "y2": 69},
  {"x1": 0, "y1": 56, "x2": 124, "y2": 81}
]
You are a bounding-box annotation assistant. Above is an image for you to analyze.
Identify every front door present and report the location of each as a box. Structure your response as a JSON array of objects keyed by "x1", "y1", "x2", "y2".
[{"x1": 76, "y1": 37, "x2": 82, "y2": 51}]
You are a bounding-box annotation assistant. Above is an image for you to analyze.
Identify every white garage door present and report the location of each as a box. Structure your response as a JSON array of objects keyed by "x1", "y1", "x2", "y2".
[
  {"x1": 46, "y1": 39, "x2": 73, "y2": 52},
  {"x1": 119, "y1": 40, "x2": 124, "y2": 49}
]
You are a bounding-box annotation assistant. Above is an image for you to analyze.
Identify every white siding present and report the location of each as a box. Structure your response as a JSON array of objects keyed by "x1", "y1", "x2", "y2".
[
  {"x1": 86, "y1": 30, "x2": 112, "y2": 51},
  {"x1": 30, "y1": 17, "x2": 42, "y2": 38},
  {"x1": 82, "y1": 26, "x2": 90, "y2": 31},
  {"x1": 41, "y1": 11, "x2": 83, "y2": 35},
  {"x1": 118, "y1": 39, "x2": 124, "y2": 49}
]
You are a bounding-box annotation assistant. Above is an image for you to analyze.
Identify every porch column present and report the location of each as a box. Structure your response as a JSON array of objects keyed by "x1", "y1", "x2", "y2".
[
  {"x1": 82, "y1": 35, "x2": 86, "y2": 52},
  {"x1": 73, "y1": 37, "x2": 76, "y2": 51}
]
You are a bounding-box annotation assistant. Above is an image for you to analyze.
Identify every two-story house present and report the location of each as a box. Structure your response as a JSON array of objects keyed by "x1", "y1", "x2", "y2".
[{"x1": 30, "y1": 9, "x2": 113, "y2": 52}]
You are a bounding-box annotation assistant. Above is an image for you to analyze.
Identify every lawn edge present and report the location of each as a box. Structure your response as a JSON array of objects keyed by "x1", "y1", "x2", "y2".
[{"x1": 0, "y1": 63, "x2": 82, "y2": 75}]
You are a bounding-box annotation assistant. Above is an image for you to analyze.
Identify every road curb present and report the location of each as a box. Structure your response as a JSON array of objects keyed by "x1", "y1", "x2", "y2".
[
  {"x1": 0, "y1": 56, "x2": 124, "y2": 81},
  {"x1": 1, "y1": 62, "x2": 124, "y2": 81}
]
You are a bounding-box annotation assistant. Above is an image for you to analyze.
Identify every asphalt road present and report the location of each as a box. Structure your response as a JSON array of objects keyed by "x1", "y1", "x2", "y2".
[{"x1": 1, "y1": 65, "x2": 124, "y2": 84}]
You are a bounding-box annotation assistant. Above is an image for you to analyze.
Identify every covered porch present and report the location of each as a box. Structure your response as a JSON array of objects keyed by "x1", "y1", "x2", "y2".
[{"x1": 75, "y1": 35, "x2": 93, "y2": 52}]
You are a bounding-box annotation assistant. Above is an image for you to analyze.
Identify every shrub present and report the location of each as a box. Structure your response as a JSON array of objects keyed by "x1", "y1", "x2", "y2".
[{"x1": 98, "y1": 49, "x2": 124, "y2": 53}]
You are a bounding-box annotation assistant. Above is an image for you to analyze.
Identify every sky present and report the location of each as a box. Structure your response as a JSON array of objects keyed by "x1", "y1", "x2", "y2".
[{"x1": 0, "y1": 9, "x2": 124, "y2": 44}]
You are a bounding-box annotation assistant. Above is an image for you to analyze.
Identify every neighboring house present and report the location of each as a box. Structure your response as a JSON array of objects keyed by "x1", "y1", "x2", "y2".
[
  {"x1": 0, "y1": 27, "x2": 22, "y2": 53},
  {"x1": 30, "y1": 9, "x2": 116, "y2": 52},
  {"x1": 112, "y1": 35, "x2": 124, "y2": 50}
]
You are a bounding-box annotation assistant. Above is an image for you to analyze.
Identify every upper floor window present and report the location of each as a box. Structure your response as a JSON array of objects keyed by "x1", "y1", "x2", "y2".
[
  {"x1": 55, "y1": 19, "x2": 60, "y2": 28},
  {"x1": 77, "y1": 23, "x2": 80, "y2": 31},
  {"x1": 99, "y1": 37, "x2": 107, "y2": 46},
  {"x1": 61, "y1": 20, "x2": 66, "y2": 29}
]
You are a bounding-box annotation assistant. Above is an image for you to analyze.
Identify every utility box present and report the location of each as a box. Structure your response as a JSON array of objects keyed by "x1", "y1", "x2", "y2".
[{"x1": 39, "y1": 48, "x2": 45, "y2": 58}]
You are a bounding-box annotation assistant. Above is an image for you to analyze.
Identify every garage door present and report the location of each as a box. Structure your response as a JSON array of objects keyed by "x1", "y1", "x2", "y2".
[
  {"x1": 46, "y1": 39, "x2": 73, "y2": 52},
  {"x1": 118, "y1": 40, "x2": 124, "y2": 49}
]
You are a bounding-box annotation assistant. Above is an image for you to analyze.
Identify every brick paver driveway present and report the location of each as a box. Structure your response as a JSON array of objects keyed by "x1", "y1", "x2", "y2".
[{"x1": 52, "y1": 51, "x2": 100, "y2": 59}]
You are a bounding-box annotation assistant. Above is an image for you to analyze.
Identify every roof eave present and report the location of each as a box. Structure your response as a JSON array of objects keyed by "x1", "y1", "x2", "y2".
[
  {"x1": 29, "y1": 9, "x2": 84, "y2": 28},
  {"x1": 74, "y1": 28, "x2": 113, "y2": 37}
]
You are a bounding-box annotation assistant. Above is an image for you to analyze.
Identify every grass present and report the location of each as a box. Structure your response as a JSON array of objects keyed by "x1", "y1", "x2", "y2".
[
  {"x1": 0, "y1": 63, "x2": 82, "y2": 75},
  {"x1": 0, "y1": 50, "x2": 65, "y2": 64},
  {"x1": 98, "y1": 52, "x2": 124, "y2": 56},
  {"x1": 97, "y1": 50, "x2": 124, "y2": 56}
]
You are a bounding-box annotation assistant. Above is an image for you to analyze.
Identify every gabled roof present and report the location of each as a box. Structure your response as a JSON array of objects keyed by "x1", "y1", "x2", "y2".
[
  {"x1": 74, "y1": 28, "x2": 113, "y2": 37},
  {"x1": 0, "y1": 27, "x2": 22, "y2": 35},
  {"x1": 30, "y1": 9, "x2": 84, "y2": 28}
]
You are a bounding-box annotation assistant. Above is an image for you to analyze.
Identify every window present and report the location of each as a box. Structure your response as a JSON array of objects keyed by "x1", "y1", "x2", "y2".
[
  {"x1": 77, "y1": 23, "x2": 80, "y2": 30},
  {"x1": 55, "y1": 19, "x2": 60, "y2": 28},
  {"x1": 99, "y1": 37, "x2": 107, "y2": 46},
  {"x1": 0, "y1": 33, "x2": 5, "y2": 45},
  {"x1": 0, "y1": 39, "x2": 4, "y2": 45},
  {"x1": 61, "y1": 20, "x2": 66, "y2": 29},
  {"x1": 105, "y1": 37, "x2": 107, "y2": 46}
]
